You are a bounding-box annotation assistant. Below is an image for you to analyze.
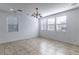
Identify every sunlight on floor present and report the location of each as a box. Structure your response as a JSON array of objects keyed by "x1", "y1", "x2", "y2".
[{"x1": 39, "y1": 41, "x2": 64, "y2": 55}]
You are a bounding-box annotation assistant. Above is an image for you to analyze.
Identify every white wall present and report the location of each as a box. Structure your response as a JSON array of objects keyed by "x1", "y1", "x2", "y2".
[
  {"x1": 40, "y1": 7, "x2": 79, "y2": 45},
  {"x1": 0, "y1": 11, "x2": 38, "y2": 44}
]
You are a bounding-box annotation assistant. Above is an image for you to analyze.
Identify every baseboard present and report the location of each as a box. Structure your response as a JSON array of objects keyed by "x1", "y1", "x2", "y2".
[
  {"x1": 40, "y1": 36, "x2": 79, "y2": 46},
  {"x1": 0, "y1": 36, "x2": 38, "y2": 44}
]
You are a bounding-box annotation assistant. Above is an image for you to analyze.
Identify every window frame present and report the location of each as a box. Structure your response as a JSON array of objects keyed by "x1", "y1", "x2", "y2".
[
  {"x1": 56, "y1": 15, "x2": 67, "y2": 32},
  {"x1": 7, "y1": 15, "x2": 19, "y2": 32},
  {"x1": 47, "y1": 17, "x2": 55, "y2": 31},
  {"x1": 40, "y1": 19, "x2": 47, "y2": 31},
  {"x1": 40, "y1": 15, "x2": 67, "y2": 32}
]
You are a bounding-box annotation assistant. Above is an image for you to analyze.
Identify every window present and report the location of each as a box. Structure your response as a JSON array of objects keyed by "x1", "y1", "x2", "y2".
[
  {"x1": 7, "y1": 15, "x2": 18, "y2": 32},
  {"x1": 56, "y1": 16, "x2": 67, "y2": 32},
  {"x1": 40, "y1": 19, "x2": 47, "y2": 30},
  {"x1": 40, "y1": 15, "x2": 67, "y2": 32},
  {"x1": 48, "y1": 18, "x2": 55, "y2": 31}
]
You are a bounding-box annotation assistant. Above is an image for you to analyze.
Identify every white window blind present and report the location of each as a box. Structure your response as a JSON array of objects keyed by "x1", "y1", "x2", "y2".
[
  {"x1": 7, "y1": 15, "x2": 18, "y2": 32},
  {"x1": 56, "y1": 16, "x2": 67, "y2": 32},
  {"x1": 48, "y1": 18, "x2": 55, "y2": 31},
  {"x1": 40, "y1": 19, "x2": 47, "y2": 30}
]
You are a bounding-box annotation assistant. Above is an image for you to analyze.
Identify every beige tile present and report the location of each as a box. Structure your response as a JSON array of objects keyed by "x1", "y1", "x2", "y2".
[{"x1": 0, "y1": 38, "x2": 79, "y2": 55}]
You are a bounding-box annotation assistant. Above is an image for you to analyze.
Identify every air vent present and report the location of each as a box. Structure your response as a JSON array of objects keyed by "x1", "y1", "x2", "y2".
[{"x1": 17, "y1": 9, "x2": 23, "y2": 12}]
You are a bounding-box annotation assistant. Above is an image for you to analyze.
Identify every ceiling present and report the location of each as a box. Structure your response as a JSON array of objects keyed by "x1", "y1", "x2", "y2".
[{"x1": 0, "y1": 3, "x2": 79, "y2": 17}]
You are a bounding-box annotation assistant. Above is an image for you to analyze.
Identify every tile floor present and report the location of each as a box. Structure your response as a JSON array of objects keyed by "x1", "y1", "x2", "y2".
[{"x1": 0, "y1": 38, "x2": 79, "y2": 55}]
